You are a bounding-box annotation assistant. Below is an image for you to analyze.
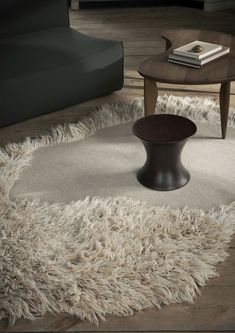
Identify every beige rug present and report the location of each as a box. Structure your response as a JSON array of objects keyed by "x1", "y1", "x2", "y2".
[
  {"x1": 11, "y1": 119, "x2": 235, "y2": 209},
  {"x1": 0, "y1": 95, "x2": 235, "y2": 325}
]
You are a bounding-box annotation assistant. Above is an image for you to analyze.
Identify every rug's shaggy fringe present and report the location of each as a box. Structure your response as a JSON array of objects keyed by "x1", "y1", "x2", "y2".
[
  {"x1": 155, "y1": 95, "x2": 235, "y2": 126},
  {"x1": 0, "y1": 96, "x2": 235, "y2": 325}
]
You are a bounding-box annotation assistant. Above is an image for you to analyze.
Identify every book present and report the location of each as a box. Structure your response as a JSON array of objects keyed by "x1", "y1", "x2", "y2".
[
  {"x1": 168, "y1": 59, "x2": 201, "y2": 69},
  {"x1": 169, "y1": 46, "x2": 230, "y2": 68},
  {"x1": 173, "y1": 40, "x2": 223, "y2": 59}
]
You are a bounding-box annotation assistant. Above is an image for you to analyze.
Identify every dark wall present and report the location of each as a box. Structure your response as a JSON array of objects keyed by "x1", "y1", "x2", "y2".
[
  {"x1": 0, "y1": 0, "x2": 69, "y2": 39},
  {"x1": 79, "y1": 0, "x2": 203, "y2": 9}
]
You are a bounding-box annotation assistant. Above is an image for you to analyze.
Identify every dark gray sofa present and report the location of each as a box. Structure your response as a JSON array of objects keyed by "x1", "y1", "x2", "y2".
[{"x1": 0, "y1": 0, "x2": 124, "y2": 127}]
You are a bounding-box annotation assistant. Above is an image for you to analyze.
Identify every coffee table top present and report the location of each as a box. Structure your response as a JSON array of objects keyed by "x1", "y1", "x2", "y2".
[
  {"x1": 138, "y1": 29, "x2": 235, "y2": 85},
  {"x1": 132, "y1": 114, "x2": 197, "y2": 144}
]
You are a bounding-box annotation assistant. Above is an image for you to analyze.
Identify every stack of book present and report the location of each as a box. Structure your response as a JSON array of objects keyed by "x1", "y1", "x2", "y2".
[{"x1": 168, "y1": 40, "x2": 230, "y2": 68}]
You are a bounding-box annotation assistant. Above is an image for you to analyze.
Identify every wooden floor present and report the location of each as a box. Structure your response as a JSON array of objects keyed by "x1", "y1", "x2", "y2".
[{"x1": 0, "y1": 6, "x2": 235, "y2": 333}]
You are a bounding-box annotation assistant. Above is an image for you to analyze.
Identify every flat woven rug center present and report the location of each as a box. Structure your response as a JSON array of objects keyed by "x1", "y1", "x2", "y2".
[
  {"x1": 1, "y1": 96, "x2": 235, "y2": 325},
  {"x1": 11, "y1": 120, "x2": 235, "y2": 209}
]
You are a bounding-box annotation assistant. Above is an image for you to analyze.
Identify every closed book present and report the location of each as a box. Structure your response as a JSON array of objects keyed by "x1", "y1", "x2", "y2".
[
  {"x1": 168, "y1": 47, "x2": 230, "y2": 68},
  {"x1": 173, "y1": 40, "x2": 223, "y2": 59},
  {"x1": 169, "y1": 47, "x2": 230, "y2": 66},
  {"x1": 168, "y1": 59, "x2": 201, "y2": 69}
]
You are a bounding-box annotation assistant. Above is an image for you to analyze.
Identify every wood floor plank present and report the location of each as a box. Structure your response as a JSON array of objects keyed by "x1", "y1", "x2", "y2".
[
  {"x1": 1, "y1": 294, "x2": 235, "y2": 332},
  {"x1": 70, "y1": 7, "x2": 235, "y2": 43}
]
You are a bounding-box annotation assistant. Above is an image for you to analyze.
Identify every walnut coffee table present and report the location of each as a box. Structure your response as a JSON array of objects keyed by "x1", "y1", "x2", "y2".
[{"x1": 138, "y1": 29, "x2": 235, "y2": 139}]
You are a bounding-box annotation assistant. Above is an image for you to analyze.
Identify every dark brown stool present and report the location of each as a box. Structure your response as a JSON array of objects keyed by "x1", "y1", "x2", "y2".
[{"x1": 132, "y1": 114, "x2": 197, "y2": 191}]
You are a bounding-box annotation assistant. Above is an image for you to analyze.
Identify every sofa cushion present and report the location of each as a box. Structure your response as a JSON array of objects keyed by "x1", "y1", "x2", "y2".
[
  {"x1": 0, "y1": 57, "x2": 123, "y2": 127},
  {"x1": 0, "y1": 27, "x2": 122, "y2": 80}
]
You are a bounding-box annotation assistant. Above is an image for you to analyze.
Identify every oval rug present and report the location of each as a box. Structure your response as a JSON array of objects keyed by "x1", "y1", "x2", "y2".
[{"x1": 0, "y1": 95, "x2": 235, "y2": 325}]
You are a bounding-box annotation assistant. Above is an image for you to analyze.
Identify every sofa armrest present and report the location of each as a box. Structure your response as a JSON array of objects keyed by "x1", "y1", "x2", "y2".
[{"x1": 0, "y1": 0, "x2": 69, "y2": 39}]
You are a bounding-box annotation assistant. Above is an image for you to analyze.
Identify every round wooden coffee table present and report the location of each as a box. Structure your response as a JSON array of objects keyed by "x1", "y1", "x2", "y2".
[
  {"x1": 132, "y1": 114, "x2": 197, "y2": 191},
  {"x1": 138, "y1": 29, "x2": 235, "y2": 139}
]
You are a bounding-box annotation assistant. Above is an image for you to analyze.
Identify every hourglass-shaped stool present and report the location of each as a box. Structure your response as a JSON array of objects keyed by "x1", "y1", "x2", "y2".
[{"x1": 132, "y1": 114, "x2": 197, "y2": 191}]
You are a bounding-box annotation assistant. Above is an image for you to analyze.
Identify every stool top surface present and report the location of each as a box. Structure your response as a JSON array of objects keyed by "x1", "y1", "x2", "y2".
[
  {"x1": 132, "y1": 114, "x2": 197, "y2": 144},
  {"x1": 138, "y1": 29, "x2": 235, "y2": 85}
]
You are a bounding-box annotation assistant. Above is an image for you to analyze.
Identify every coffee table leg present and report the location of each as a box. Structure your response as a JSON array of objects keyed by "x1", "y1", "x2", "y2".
[
  {"x1": 144, "y1": 78, "x2": 158, "y2": 116},
  {"x1": 219, "y1": 81, "x2": 231, "y2": 139}
]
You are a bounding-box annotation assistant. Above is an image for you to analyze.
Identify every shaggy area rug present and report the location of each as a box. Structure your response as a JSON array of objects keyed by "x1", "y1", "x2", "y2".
[{"x1": 0, "y1": 95, "x2": 235, "y2": 326}]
